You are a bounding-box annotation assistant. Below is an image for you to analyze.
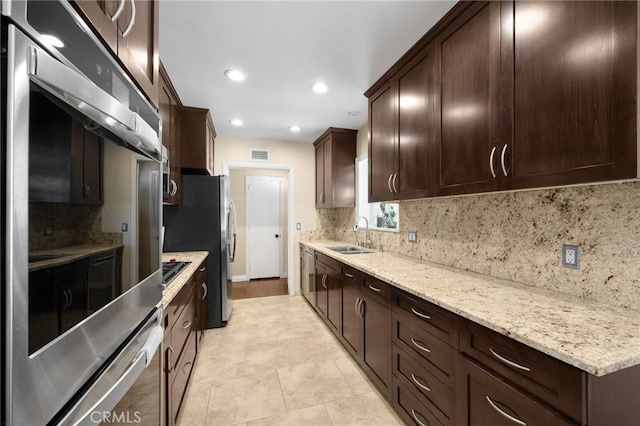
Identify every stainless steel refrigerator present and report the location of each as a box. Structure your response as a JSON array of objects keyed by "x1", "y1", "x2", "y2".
[{"x1": 163, "y1": 175, "x2": 236, "y2": 327}]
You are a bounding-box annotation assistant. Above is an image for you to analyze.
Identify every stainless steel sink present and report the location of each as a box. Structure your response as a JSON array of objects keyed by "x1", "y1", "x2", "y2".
[
  {"x1": 328, "y1": 246, "x2": 372, "y2": 254},
  {"x1": 28, "y1": 253, "x2": 71, "y2": 263}
]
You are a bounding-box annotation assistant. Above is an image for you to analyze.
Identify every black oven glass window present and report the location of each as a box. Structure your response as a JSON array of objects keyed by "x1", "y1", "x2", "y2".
[{"x1": 27, "y1": 86, "x2": 160, "y2": 354}]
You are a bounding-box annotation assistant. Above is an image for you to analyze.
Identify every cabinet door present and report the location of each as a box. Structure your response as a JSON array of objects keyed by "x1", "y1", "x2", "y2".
[
  {"x1": 117, "y1": 0, "x2": 159, "y2": 107},
  {"x1": 369, "y1": 81, "x2": 398, "y2": 202},
  {"x1": 197, "y1": 270, "x2": 209, "y2": 351},
  {"x1": 340, "y1": 279, "x2": 363, "y2": 358},
  {"x1": 160, "y1": 66, "x2": 182, "y2": 204},
  {"x1": 72, "y1": 0, "x2": 118, "y2": 52},
  {"x1": 396, "y1": 46, "x2": 436, "y2": 199},
  {"x1": 315, "y1": 142, "x2": 325, "y2": 207},
  {"x1": 507, "y1": 1, "x2": 636, "y2": 189},
  {"x1": 322, "y1": 140, "x2": 333, "y2": 206},
  {"x1": 206, "y1": 121, "x2": 215, "y2": 176},
  {"x1": 326, "y1": 268, "x2": 341, "y2": 333},
  {"x1": 435, "y1": 1, "x2": 502, "y2": 196},
  {"x1": 362, "y1": 294, "x2": 392, "y2": 400},
  {"x1": 28, "y1": 268, "x2": 58, "y2": 354},
  {"x1": 59, "y1": 261, "x2": 88, "y2": 334},
  {"x1": 71, "y1": 121, "x2": 103, "y2": 205},
  {"x1": 315, "y1": 264, "x2": 328, "y2": 316},
  {"x1": 457, "y1": 356, "x2": 573, "y2": 426}
]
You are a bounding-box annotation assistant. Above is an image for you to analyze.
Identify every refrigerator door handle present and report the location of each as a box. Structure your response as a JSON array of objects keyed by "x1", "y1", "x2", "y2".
[{"x1": 231, "y1": 233, "x2": 237, "y2": 263}]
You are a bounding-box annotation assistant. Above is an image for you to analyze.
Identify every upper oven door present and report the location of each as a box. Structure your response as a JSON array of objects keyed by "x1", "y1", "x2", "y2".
[{"x1": 3, "y1": 20, "x2": 162, "y2": 426}]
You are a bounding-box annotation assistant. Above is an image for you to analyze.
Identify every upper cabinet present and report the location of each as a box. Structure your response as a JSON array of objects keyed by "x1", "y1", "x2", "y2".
[
  {"x1": 368, "y1": 47, "x2": 437, "y2": 202},
  {"x1": 159, "y1": 63, "x2": 182, "y2": 204},
  {"x1": 180, "y1": 107, "x2": 216, "y2": 176},
  {"x1": 73, "y1": 0, "x2": 160, "y2": 108},
  {"x1": 366, "y1": 0, "x2": 637, "y2": 200},
  {"x1": 314, "y1": 128, "x2": 357, "y2": 208}
]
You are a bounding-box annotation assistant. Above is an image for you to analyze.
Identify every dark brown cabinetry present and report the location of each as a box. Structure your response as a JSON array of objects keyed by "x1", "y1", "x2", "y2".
[
  {"x1": 366, "y1": 0, "x2": 637, "y2": 200},
  {"x1": 340, "y1": 264, "x2": 362, "y2": 359},
  {"x1": 194, "y1": 261, "x2": 209, "y2": 351},
  {"x1": 71, "y1": 121, "x2": 103, "y2": 205},
  {"x1": 160, "y1": 63, "x2": 183, "y2": 204},
  {"x1": 180, "y1": 107, "x2": 216, "y2": 176},
  {"x1": 73, "y1": 0, "x2": 160, "y2": 107},
  {"x1": 368, "y1": 47, "x2": 436, "y2": 202},
  {"x1": 315, "y1": 252, "x2": 341, "y2": 333},
  {"x1": 314, "y1": 128, "x2": 357, "y2": 208}
]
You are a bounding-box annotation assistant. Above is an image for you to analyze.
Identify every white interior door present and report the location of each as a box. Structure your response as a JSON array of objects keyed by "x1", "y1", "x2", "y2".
[{"x1": 247, "y1": 176, "x2": 282, "y2": 279}]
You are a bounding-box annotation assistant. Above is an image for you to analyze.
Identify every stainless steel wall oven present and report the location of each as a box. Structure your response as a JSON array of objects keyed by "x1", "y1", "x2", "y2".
[{"x1": 2, "y1": 1, "x2": 164, "y2": 424}]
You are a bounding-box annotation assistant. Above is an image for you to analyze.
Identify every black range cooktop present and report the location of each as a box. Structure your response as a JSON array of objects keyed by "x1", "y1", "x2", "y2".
[{"x1": 162, "y1": 261, "x2": 191, "y2": 288}]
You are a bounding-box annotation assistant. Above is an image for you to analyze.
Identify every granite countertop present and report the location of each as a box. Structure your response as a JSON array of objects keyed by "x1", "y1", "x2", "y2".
[
  {"x1": 300, "y1": 239, "x2": 640, "y2": 377},
  {"x1": 29, "y1": 243, "x2": 124, "y2": 272},
  {"x1": 160, "y1": 251, "x2": 209, "y2": 308}
]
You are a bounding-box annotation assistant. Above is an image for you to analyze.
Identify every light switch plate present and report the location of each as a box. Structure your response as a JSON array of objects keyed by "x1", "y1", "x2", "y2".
[
  {"x1": 562, "y1": 244, "x2": 580, "y2": 269},
  {"x1": 296, "y1": 222, "x2": 301, "y2": 230},
  {"x1": 408, "y1": 230, "x2": 418, "y2": 243},
  {"x1": 121, "y1": 223, "x2": 129, "y2": 232}
]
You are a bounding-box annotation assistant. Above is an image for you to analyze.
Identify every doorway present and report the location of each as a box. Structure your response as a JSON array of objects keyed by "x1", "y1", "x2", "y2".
[{"x1": 246, "y1": 175, "x2": 283, "y2": 279}]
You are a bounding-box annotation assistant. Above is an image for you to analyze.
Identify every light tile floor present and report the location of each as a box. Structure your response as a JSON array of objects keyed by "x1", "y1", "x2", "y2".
[{"x1": 179, "y1": 295, "x2": 403, "y2": 426}]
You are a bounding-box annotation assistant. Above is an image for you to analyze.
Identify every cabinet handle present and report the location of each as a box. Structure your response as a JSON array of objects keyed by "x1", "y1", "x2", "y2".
[
  {"x1": 411, "y1": 307, "x2": 431, "y2": 320},
  {"x1": 199, "y1": 267, "x2": 206, "y2": 272},
  {"x1": 410, "y1": 338, "x2": 431, "y2": 353},
  {"x1": 387, "y1": 174, "x2": 393, "y2": 193},
  {"x1": 355, "y1": 297, "x2": 360, "y2": 318},
  {"x1": 170, "y1": 179, "x2": 178, "y2": 196},
  {"x1": 201, "y1": 283, "x2": 208, "y2": 299},
  {"x1": 344, "y1": 272, "x2": 354, "y2": 278},
  {"x1": 411, "y1": 409, "x2": 428, "y2": 426},
  {"x1": 411, "y1": 373, "x2": 431, "y2": 392},
  {"x1": 111, "y1": 0, "x2": 126, "y2": 21},
  {"x1": 62, "y1": 290, "x2": 70, "y2": 310},
  {"x1": 489, "y1": 348, "x2": 531, "y2": 372},
  {"x1": 322, "y1": 274, "x2": 328, "y2": 289},
  {"x1": 485, "y1": 395, "x2": 526, "y2": 426},
  {"x1": 489, "y1": 146, "x2": 497, "y2": 178},
  {"x1": 87, "y1": 185, "x2": 91, "y2": 198},
  {"x1": 359, "y1": 299, "x2": 366, "y2": 318},
  {"x1": 392, "y1": 173, "x2": 398, "y2": 193},
  {"x1": 182, "y1": 320, "x2": 192, "y2": 329},
  {"x1": 368, "y1": 284, "x2": 381, "y2": 293},
  {"x1": 183, "y1": 361, "x2": 192, "y2": 375},
  {"x1": 167, "y1": 345, "x2": 175, "y2": 372},
  {"x1": 500, "y1": 144, "x2": 509, "y2": 177},
  {"x1": 122, "y1": 0, "x2": 136, "y2": 37},
  {"x1": 68, "y1": 289, "x2": 73, "y2": 307}
]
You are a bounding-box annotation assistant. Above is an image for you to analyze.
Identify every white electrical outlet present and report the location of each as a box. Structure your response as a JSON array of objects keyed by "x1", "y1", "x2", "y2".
[{"x1": 562, "y1": 244, "x2": 580, "y2": 269}]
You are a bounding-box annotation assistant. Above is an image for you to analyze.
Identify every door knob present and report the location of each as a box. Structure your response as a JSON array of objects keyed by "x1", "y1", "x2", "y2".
[{"x1": 275, "y1": 234, "x2": 280, "y2": 238}]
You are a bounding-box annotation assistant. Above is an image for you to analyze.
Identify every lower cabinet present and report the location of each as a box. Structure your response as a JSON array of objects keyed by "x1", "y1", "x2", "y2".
[
  {"x1": 162, "y1": 269, "x2": 199, "y2": 426},
  {"x1": 302, "y1": 247, "x2": 640, "y2": 426},
  {"x1": 315, "y1": 252, "x2": 341, "y2": 333},
  {"x1": 194, "y1": 261, "x2": 209, "y2": 350}
]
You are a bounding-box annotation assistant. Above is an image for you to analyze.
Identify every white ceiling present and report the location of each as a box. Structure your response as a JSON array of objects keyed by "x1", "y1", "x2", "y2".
[{"x1": 159, "y1": 1, "x2": 456, "y2": 143}]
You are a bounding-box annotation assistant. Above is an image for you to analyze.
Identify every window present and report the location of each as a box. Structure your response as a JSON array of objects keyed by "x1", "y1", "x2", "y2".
[{"x1": 356, "y1": 156, "x2": 399, "y2": 231}]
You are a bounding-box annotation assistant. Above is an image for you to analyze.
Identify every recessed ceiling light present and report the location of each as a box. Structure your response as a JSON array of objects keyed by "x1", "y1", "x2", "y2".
[
  {"x1": 224, "y1": 69, "x2": 246, "y2": 82},
  {"x1": 230, "y1": 119, "x2": 243, "y2": 126},
  {"x1": 347, "y1": 111, "x2": 359, "y2": 117},
  {"x1": 289, "y1": 125, "x2": 301, "y2": 132},
  {"x1": 42, "y1": 34, "x2": 65, "y2": 48},
  {"x1": 311, "y1": 82, "x2": 328, "y2": 94}
]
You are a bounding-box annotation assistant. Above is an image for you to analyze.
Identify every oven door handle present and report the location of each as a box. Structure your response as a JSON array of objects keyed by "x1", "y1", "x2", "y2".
[
  {"x1": 26, "y1": 45, "x2": 160, "y2": 159},
  {"x1": 70, "y1": 325, "x2": 163, "y2": 425}
]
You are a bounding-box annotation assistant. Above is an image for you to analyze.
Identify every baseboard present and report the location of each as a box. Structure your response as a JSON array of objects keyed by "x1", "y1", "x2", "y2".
[
  {"x1": 280, "y1": 273, "x2": 288, "y2": 279},
  {"x1": 232, "y1": 275, "x2": 249, "y2": 283}
]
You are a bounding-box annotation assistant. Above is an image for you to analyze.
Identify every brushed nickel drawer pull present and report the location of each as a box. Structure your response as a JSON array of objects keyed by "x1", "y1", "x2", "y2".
[
  {"x1": 344, "y1": 272, "x2": 354, "y2": 278},
  {"x1": 411, "y1": 409, "x2": 428, "y2": 426},
  {"x1": 368, "y1": 285, "x2": 381, "y2": 293},
  {"x1": 486, "y1": 395, "x2": 526, "y2": 426},
  {"x1": 411, "y1": 338, "x2": 431, "y2": 353},
  {"x1": 392, "y1": 173, "x2": 398, "y2": 193},
  {"x1": 201, "y1": 283, "x2": 208, "y2": 299},
  {"x1": 411, "y1": 373, "x2": 431, "y2": 392},
  {"x1": 489, "y1": 146, "x2": 497, "y2": 178},
  {"x1": 411, "y1": 307, "x2": 431, "y2": 320},
  {"x1": 355, "y1": 298, "x2": 360, "y2": 318},
  {"x1": 182, "y1": 320, "x2": 192, "y2": 329},
  {"x1": 489, "y1": 348, "x2": 531, "y2": 372},
  {"x1": 183, "y1": 361, "x2": 192, "y2": 375},
  {"x1": 501, "y1": 144, "x2": 509, "y2": 177},
  {"x1": 199, "y1": 267, "x2": 206, "y2": 272},
  {"x1": 387, "y1": 174, "x2": 393, "y2": 193},
  {"x1": 167, "y1": 346, "x2": 175, "y2": 372}
]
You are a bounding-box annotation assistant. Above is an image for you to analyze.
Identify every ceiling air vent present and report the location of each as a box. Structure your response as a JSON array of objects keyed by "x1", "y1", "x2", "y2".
[{"x1": 250, "y1": 149, "x2": 270, "y2": 161}]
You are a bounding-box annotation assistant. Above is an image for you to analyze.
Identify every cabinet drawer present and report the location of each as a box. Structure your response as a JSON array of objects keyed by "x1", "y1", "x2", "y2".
[
  {"x1": 392, "y1": 376, "x2": 445, "y2": 426},
  {"x1": 393, "y1": 311, "x2": 455, "y2": 388},
  {"x1": 458, "y1": 356, "x2": 575, "y2": 426},
  {"x1": 171, "y1": 291, "x2": 196, "y2": 361},
  {"x1": 394, "y1": 290, "x2": 458, "y2": 348},
  {"x1": 170, "y1": 332, "x2": 197, "y2": 425},
  {"x1": 460, "y1": 321, "x2": 583, "y2": 422},
  {"x1": 316, "y1": 252, "x2": 340, "y2": 272},
  {"x1": 340, "y1": 263, "x2": 360, "y2": 287},
  {"x1": 167, "y1": 278, "x2": 195, "y2": 329},
  {"x1": 393, "y1": 345, "x2": 455, "y2": 425},
  {"x1": 361, "y1": 274, "x2": 391, "y2": 306}
]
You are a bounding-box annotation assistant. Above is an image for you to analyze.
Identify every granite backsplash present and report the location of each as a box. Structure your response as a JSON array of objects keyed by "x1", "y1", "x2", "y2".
[
  {"x1": 314, "y1": 181, "x2": 640, "y2": 310},
  {"x1": 30, "y1": 203, "x2": 123, "y2": 251}
]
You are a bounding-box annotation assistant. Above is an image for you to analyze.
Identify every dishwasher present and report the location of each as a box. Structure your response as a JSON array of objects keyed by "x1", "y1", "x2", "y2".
[{"x1": 302, "y1": 248, "x2": 315, "y2": 306}]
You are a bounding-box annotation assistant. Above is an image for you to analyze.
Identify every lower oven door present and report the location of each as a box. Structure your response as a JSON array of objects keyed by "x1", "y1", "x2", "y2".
[{"x1": 58, "y1": 309, "x2": 163, "y2": 426}]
